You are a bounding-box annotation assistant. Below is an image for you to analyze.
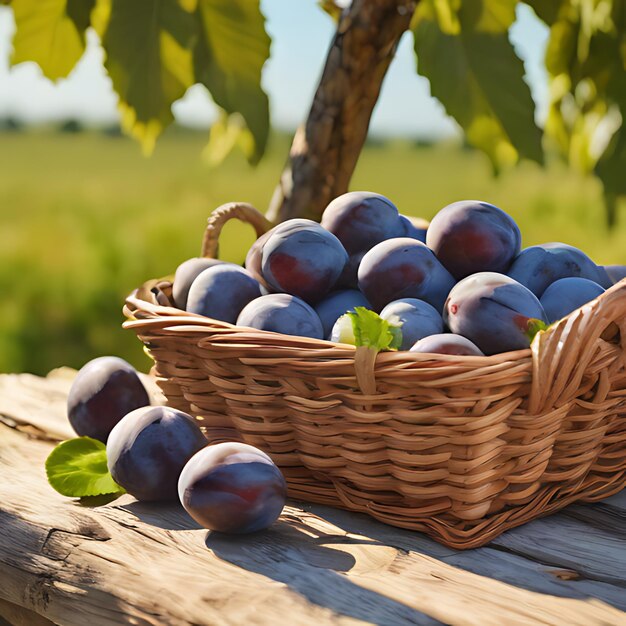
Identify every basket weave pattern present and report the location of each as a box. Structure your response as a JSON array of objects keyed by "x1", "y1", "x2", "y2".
[{"x1": 124, "y1": 204, "x2": 626, "y2": 548}]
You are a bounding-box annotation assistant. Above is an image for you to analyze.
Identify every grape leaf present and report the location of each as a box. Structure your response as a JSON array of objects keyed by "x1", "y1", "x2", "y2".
[
  {"x1": 46, "y1": 437, "x2": 125, "y2": 498},
  {"x1": 11, "y1": 0, "x2": 96, "y2": 80},
  {"x1": 93, "y1": 0, "x2": 198, "y2": 155},
  {"x1": 194, "y1": 0, "x2": 270, "y2": 165},
  {"x1": 347, "y1": 307, "x2": 402, "y2": 352},
  {"x1": 412, "y1": 0, "x2": 543, "y2": 173}
]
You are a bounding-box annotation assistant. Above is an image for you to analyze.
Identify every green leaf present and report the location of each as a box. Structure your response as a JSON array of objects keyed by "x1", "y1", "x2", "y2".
[
  {"x1": 347, "y1": 307, "x2": 403, "y2": 352},
  {"x1": 46, "y1": 437, "x2": 125, "y2": 498},
  {"x1": 540, "y1": 0, "x2": 625, "y2": 226},
  {"x1": 193, "y1": 0, "x2": 270, "y2": 164},
  {"x1": 11, "y1": 0, "x2": 96, "y2": 81},
  {"x1": 318, "y1": 0, "x2": 342, "y2": 22},
  {"x1": 526, "y1": 318, "x2": 549, "y2": 342},
  {"x1": 93, "y1": 0, "x2": 198, "y2": 155},
  {"x1": 412, "y1": 0, "x2": 544, "y2": 172}
]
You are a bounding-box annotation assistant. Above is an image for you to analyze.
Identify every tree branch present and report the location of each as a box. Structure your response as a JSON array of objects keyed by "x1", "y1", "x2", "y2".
[{"x1": 266, "y1": 0, "x2": 417, "y2": 223}]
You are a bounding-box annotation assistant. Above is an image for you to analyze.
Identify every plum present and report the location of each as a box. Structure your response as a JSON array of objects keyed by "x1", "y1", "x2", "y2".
[
  {"x1": 507, "y1": 243, "x2": 612, "y2": 297},
  {"x1": 261, "y1": 219, "x2": 348, "y2": 303},
  {"x1": 604, "y1": 264, "x2": 626, "y2": 285},
  {"x1": 178, "y1": 442, "x2": 287, "y2": 534},
  {"x1": 237, "y1": 293, "x2": 324, "y2": 339},
  {"x1": 444, "y1": 272, "x2": 548, "y2": 355},
  {"x1": 321, "y1": 191, "x2": 406, "y2": 255},
  {"x1": 539, "y1": 277, "x2": 605, "y2": 323},
  {"x1": 358, "y1": 238, "x2": 456, "y2": 312},
  {"x1": 172, "y1": 257, "x2": 228, "y2": 310},
  {"x1": 399, "y1": 214, "x2": 428, "y2": 243},
  {"x1": 314, "y1": 289, "x2": 371, "y2": 338},
  {"x1": 187, "y1": 264, "x2": 261, "y2": 323},
  {"x1": 67, "y1": 356, "x2": 150, "y2": 443},
  {"x1": 107, "y1": 406, "x2": 207, "y2": 501},
  {"x1": 426, "y1": 200, "x2": 521, "y2": 279},
  {"x1": 410, "y1": 334, "x2": 484, "y2": 356},
  {"x1": 244, "y1": 229, "x2": 273, "y2": 288},
  {"x1": 380, "y1": 298, "x2": 443, "y2": 350},
  {"x1": 336, "y1": 251, "x2": 366, "y2": 289}
]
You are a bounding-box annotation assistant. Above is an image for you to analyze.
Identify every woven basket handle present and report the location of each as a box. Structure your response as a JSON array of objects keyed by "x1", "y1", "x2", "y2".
[
  {"x1": 201, "y1": 202, "x2": 274, "y2": 259},
  {"x1": 528, "y1": 280, "x2": 626, "y2": 414}
]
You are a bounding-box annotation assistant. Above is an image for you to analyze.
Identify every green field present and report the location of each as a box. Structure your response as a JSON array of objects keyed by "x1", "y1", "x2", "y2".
[{"x1": 1, "y1": 129, "x2": 624, "y2": 375}]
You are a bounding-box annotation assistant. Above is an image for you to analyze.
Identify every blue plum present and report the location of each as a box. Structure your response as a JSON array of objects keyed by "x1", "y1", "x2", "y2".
[
  {"x1": 244, "y1": 229, "x2": 273, "y2": 288},
  {"x1": 237, "y1": 294, "x2": 324, "y2": 339},
  {"x1": 604, "y1": 265, "x2": 626, "y2": 285},
  {"x1": 399, "y1": 215, "x2": 428, "y2": 243},
  {"x1": 358, "y1": 238, "x2": 456, "y2": 312},
  {"x1": 507, "y1": 243, "x2": 612, "y2": 297},
  {"x1": 539, "y1": 277, "x2": 605, "y2": 323},
  {"x1": 314, "y1": 289, "x2": 371, "y2": 338},
  {"x1": 67, "y1": 356, "x2": 150, "y2": 443},
  {"x1": 178, "y1": 442, "x2": 287, "y2": 534},
  {"x1": 172, "y1": 257, "x2": 228, "y2": 310},
  {"x1": 444, "y1": 272, "x2": 548, "y2": 355},
  {"x1": 336, "y1": 251, "x2": 365, "y2": 289},
  {"x1": 320, "y1": 191, "x2": 405, "y2": 255},
  {"x1": 426, "y1": 200, "x2": 521, "y2": 279},
  {"x1": 410, "y1": 334, "x2": 484, "y2": 356},
  {"x1": 260, "y1": 219, "x2": 348, "y2": 302},
  {"x1": 107, "y1": 406, "x2": 207, "y2": 501},
  {"x1": 380, "y1": 298, "x2": 443, "y2": 350},
  {"x1": 186, "y1": 265, "x2": 261, "y2": 323}
]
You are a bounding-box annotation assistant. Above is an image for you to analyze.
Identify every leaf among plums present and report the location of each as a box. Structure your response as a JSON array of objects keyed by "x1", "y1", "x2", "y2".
[
  {"x1": 46, "y1": 437, "x2": 125, "y2": 498},
  {"x1": 526, "y1": 318, "x2": 549, "y2": 343},
  {"x1": 348, "y1": 307, "x2": 402, "y2": 352}
]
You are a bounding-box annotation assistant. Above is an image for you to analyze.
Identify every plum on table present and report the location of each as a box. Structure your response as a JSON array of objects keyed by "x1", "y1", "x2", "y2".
[{"x1": 178, "y1": 442, "x2": 287, "y2": 534}]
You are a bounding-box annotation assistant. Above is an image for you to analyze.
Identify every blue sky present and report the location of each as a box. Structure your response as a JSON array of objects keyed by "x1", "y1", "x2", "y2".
[{"x1": 0, "y1": 1, "x2": 549, "y2": 138}]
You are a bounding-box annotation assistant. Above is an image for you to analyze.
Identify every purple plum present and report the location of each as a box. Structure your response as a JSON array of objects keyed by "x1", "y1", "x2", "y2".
[
  {"x1": 426, "y1": 200, "x2": 521, "y2": 279},
  {"x1": 107, "y1": 406, "x2": 207, "y2": 501},
  {"x1": 539, "y1": 277, "x2": 605, "y2": 323},
  {"x1": 410, "y1": 334, "x2": 484, "y2": 356},
  {"x1": 178, "y1": 442, "x2": 287, "y2": 534},
  {"x1": 380, "y1": 298, "x2": 443, "y2": 350},
  {"x1": 444, "y1": 272, "x2": 548, "y2": 355},
  {"x1": 187, "y1": 265, "x2": 261, "y2": 323},
  {"x1": 358, "y1": 238, "x2": 456, "y2": 312},
  {"x1": 321, "y1": 191, "x2": 405, "y2": 255},
  {"x1": 260, "y1": 219, "x2": 348, "y2": 303},
  {"x1": 507, "y1": 243, "x2": 612, "y2": 297},
  {"x1": 67, "y1": 356, "x2": 150, "y2": 443}
]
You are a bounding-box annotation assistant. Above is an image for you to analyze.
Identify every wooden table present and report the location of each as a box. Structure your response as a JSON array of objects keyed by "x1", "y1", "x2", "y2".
[{"x1": 1, "y1": 370, "x2": 625, "y2": 626}]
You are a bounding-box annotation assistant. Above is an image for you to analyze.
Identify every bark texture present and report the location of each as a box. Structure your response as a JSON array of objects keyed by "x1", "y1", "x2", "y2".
[{"x1": 266, "y1": 0, "x2": 417, "y2": 223}]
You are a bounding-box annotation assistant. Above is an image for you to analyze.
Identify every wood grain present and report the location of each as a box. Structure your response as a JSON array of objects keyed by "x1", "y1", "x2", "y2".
[{"x1": 1, "y1": 373, "x2": 625, "y2": 626}]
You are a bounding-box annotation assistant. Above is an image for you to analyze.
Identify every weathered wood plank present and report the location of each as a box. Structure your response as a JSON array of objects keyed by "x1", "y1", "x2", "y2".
[
  {"x1": 1, "y1": 372, "x2": 626, "y2": 626},
  {"x1": 489, "y1": 515, "x2": 626, "y2": 586}
]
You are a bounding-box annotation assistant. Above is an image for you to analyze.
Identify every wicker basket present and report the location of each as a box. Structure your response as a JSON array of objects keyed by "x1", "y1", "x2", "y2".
[{"x1": 123, "y1": 203, "x2": 626, "y2": 549}]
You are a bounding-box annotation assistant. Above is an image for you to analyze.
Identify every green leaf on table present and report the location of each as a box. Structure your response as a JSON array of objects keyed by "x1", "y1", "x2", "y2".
[
  {"x1": 194, "y1": 0, "x2": 270, "y2": 164},
  {"x1": 93, "y1": 0, "x2": 198, "y2": 155},
  {"x1": 348, "y1": 307, "x2": 403, "y2": 352},
  {"x1": 11, "y1": 0, "x2": 96, "y2": 80},
  {"x1": 412, "y1": 0, "x2": 543, "y2": 173},
  {"x1": 46, "y1": 436, "x2": 125, "y2": 498}
]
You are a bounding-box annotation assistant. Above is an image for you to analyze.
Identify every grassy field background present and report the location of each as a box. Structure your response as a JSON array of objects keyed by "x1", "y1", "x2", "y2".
[{"x1": 2, "y1": 128, "x2": 624, "y2": 375}]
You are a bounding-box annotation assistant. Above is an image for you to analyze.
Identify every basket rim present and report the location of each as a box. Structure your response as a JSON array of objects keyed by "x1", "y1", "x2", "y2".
[{"x1": 123, "y1": 287, "x2": 535, "y2": 366}]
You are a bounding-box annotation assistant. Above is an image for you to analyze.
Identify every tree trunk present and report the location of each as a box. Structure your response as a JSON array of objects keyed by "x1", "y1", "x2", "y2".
[{"x1": 266, "y1": 0, "x2": 417, "y2": 224}]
